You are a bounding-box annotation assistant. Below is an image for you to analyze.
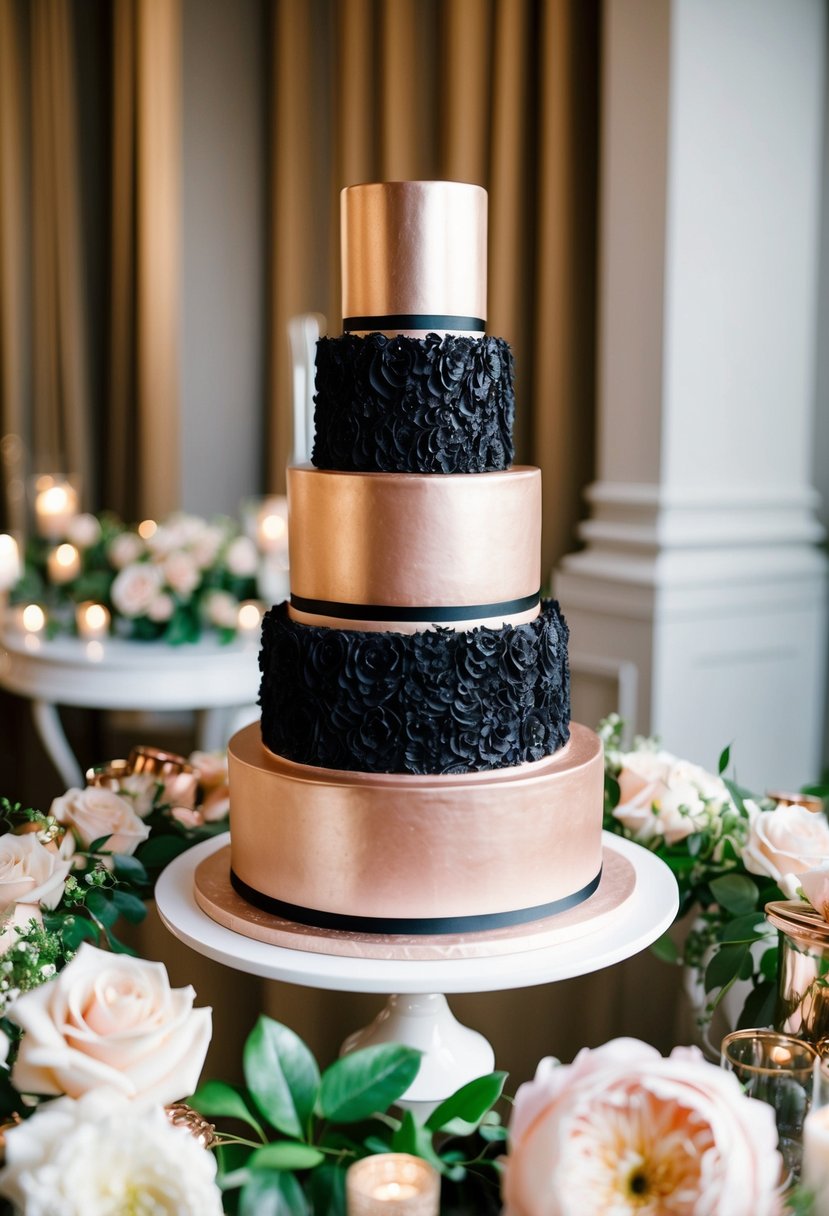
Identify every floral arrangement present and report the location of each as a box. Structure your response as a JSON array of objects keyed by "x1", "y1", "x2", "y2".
[
  {"x1": 600, "y1": 714, "x2": 829, "y2": 1034},
  {"x1": 0, "y1": 748, "x2": 228, "y2": 1035},
  {"x1": 11, "y1": 510, "x2": 262, "y2": 644}
]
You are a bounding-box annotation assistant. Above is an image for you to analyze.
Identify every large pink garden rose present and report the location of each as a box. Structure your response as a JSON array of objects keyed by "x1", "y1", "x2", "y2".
[
  {"x1": 8, "y1": 943, "x2": 212, "y2": 1105},
  {"x1": 502, "y1": 1038, "x2": 782, "y2": 1216},
  {"x1": 50, "y1": 786, "x2": 150, "y2": 855}
]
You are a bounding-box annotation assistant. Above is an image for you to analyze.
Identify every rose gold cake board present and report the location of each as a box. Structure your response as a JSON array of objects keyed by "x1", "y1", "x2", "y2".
[{"x1": 194, "y1": 841, "x2": 636, "y2": 962}]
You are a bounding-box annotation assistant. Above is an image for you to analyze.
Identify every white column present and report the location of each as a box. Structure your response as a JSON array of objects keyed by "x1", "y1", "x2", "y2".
[{"x1": 555, "y1": 0, "x2": 828, "y2": 789}]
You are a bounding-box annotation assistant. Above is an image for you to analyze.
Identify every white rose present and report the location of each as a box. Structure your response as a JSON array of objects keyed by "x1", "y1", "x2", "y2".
[
  {"x1": 107, "y1": 531, "x2": 145, "y2": 569},
  {"x1": 225, "y1": 535, "x2": 258, "y2": 577},
  {"x1": 113, "y1": 772, "x2": 159, "y2": 819},
  {"x1": 204, "y1": 589, "x2": 238, "y2": 629},
  {"x1": 503, "y1": 1039, "x2": 782, "y2": 1216},
  {"x1": 9, "y1": 943, "x2": 212, "y2": 1104},
  {"x1": 50, "y1": 787, "x2": 150, "y2": 855},
  {"x1": 147, "y1": 592, "x2": 175, "y2": 622},
  {"x1": 65, "y1": 513, "x2": 101, "y2": 549},
  {"x1": 189, "y1": 524, "x2": 226, "y2": 569},
  {"x1": 0, "y1": 904, "x2": 43, "y2": 954},
  {"x1": 0, "y1": 1090, "x2": 222, "y2": 1216},
  {"x1": 612, "y1": 750, "x2": 722, "y2": 845},
  {"x1": 742, "y1": 803, "x2": 829, "y2": 884},
  {"x1": 799, "y1": 863, "x2": 829, "y2": 921},
  {"x1": 111, "y1": 561, "x2": 164, "y2": 618},
  {"x1": 162, "y1": 550, "x2": 200, "y2": 596},
  {"x1": 0, "y1": 834, "x2": 71, "y2": 911}
]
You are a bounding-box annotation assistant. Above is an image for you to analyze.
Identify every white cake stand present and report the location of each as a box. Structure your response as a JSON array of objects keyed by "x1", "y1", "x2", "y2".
[{"x1": 156, "y1": 832, "x2": 678, "y2": 1110}]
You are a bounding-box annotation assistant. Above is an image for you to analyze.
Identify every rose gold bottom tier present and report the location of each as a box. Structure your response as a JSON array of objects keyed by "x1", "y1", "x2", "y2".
[{"x1": 228, "y1": 722, "x2": 604, "y2": 934}]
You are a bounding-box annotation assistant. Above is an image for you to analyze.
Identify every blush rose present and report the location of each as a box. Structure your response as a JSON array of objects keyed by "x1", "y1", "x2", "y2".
[
  {"x1": 502, "y1": 1038, "x2": 782, "y2": 1216},
  {"x1": 0, "y1": 834, "x2": 71, "y2": 911},
  {"x1": 742, "y1": 803, "x2": 829, "y2": 885},
  {"x1": 50, "y1": 786, "x2": 150, "y2": 855},
  {"x1": 8, "y1": 943, "x2": 212, "y2": 1105}
]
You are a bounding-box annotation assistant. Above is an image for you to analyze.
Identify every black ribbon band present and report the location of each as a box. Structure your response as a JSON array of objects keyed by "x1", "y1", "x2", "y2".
[
  {"x1": 230, "y1": 867, "x2": 603, "y2": 936},
  {"x1": 290, "y1": 590, "x2": 541, "y2": 623},
  {"x1": 343, "y1": 314, "x2": 486, "y2": 333}
]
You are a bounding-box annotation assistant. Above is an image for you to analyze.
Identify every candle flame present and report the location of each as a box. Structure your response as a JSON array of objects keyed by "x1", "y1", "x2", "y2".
[
  {"x1": 55, "y1": 543, "x2": 79, "y2": 568},
  {"x1": 138, "y1": 519, "x2": 157, "y2": 539},
  {"x1": 22, "y1": 604, "x2": 46, "y2": 632}
]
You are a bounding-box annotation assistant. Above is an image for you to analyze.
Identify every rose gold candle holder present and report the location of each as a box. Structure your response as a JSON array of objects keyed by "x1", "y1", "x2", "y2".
[
  {"x1": 768, "y1": 791, "x2": 825, "y2": 814},
  {"x1": 128, "y1": 746, "x2": 198, "y2": 808},
  {"x1": 767, "y1": 901, "x2": 829, "y2": 1044},
  {"x1": 86, "y1": 759, "x2": 133, "y2": 789},
  {"x1": 346, "y1": 1153, "x2": 440, "y2": 1215}
]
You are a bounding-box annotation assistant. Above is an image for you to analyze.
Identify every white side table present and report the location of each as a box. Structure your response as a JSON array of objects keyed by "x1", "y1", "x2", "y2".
[{"x1": 0, "y1": 627, "x2": 260, "y2": 788}]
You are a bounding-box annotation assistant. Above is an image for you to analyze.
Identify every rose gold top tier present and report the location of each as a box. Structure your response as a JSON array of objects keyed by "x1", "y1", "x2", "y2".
[{"x1": 341, "y1": 182, "x2": 487, "y2": 335}]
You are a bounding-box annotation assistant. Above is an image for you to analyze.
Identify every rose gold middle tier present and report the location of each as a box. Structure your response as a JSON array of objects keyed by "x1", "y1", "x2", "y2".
[
  {"x1": 287, "y1": 464, "x2": 541, "y2": 632},
  {"x1": 228, "y1": 722, "x2": 604, "y2": 931}
]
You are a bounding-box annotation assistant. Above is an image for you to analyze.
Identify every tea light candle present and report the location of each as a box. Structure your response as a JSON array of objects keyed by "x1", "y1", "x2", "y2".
[
  {"x1": 236, "y1": 600, "x2": 264, "y2": 636},
  {"x1": 47, "y1": 543, "x2": 81, "y2": 584},
  {"x1": 0, "y1": 534, "x2": 20, "y2": 592},
  {"x1": 20, "y1": 604, "x2": 46, "y2": 633},
  {"x1": 256, "y1": 496, "x2": 289, "y2": 555},
  {"x1": 76, "y1": 601, "x2": 110, "y2": 639},
  {"x1": 346, "y1": 1154, "x2": 439, "y2": 1216},
  {"x1": 33, "y1": 476, "x2": 78, "y2": 539}
]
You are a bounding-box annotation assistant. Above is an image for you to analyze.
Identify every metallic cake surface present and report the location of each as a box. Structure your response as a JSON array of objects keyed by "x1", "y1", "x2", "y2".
[{"x1": 228, "y1": 722, "x2": 604, "y2": 926}]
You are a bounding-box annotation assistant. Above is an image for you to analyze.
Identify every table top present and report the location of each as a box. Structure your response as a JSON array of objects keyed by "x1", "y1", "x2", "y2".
[
  {"x1": 156, "y1": 832, "x2": 679, "y2": 995},
  {"x1": 0, "y1": 626, "x2": 260, "y2": 709}
]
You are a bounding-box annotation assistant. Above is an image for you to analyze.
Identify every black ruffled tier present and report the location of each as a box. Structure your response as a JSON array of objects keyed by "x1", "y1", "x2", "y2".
[
  {"x1": 259, "y1": 601, "x2": 570, "y2": 775},
  {"x1": 312, "y1": 333, "x2": 515, "y2": 474}
]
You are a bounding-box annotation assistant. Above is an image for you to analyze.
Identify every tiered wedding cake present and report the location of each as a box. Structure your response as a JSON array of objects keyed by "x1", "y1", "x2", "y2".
[{"x1": 228, "y1": 181, "x2": 603, "y2": 936}]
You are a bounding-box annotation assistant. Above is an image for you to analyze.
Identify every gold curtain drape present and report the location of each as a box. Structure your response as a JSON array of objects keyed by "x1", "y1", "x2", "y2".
[{"x1": 268, "y1": 0, "x2": 599, "y2": 576}]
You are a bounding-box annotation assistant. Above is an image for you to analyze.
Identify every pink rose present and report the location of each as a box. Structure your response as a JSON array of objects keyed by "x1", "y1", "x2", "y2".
[
  {"x1": 502, "y1": 1038, "x2": 782, "y2": 1216},
  {"x1": 189, "y1": 750, "x2": 228, "y2": 790},
  {"x1": 613, "y1": 750, "x2": 726, "y2": 845},
  {"x1": 111, "y1": 562, "x2": 164, "y2": 617},
  {"x1": 799, "y1": 863, "x2": 829, "y2": 921},
  {"x1": 107, "y1": 531, "x2": 145, "y2": 569},
  {"x1": 50, "y1": 787, "x2": 150, "y2": 855},
  {"x1": 225, "y1": 535, "x2": 258, "y2": 577},
  {"x1": 162, "y1": 550, "x2": 200, "y2": 596},
  {"x1": 0, "y1": 834, "x2": 71, "y2": 911},
  {"x1": 8, "y1": 943, "x2": 212, "y2": 1104},
  {"x1": 743, "y1": 803, "x2": 829, "y2": 884}
]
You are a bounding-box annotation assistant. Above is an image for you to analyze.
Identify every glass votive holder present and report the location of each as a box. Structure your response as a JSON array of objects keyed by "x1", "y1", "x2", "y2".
[
  {"x1": 345, "y1": 1153, "x2": 440, "y2": 1215},
  {"x1": 766, "y1": 901, "x2": 829, "y2": 1044},
  {"x1": 721, "y1": 1028, "x2": 818, "y2": 1179}
]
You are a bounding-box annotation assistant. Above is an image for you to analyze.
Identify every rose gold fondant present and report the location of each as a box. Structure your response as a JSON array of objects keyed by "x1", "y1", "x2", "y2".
[
  {"x1": 197, "y1": 839, "x2": 634, "y2": 961},
  {"x1": 342, "y1": 182, "x2": 487, "y2": 329},
  {"x1": 288, "y1": 466, "x2": 540, "y2": 611},
  {"x1": 228, "y1": 723, "x2": 603, "y2": 923},
  {"x1": 286, "y1": 604, "x2": 541, "y2": 633}
]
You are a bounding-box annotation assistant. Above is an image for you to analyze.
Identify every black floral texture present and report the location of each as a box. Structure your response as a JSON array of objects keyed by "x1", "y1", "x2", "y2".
[
  {"x1": 312, "y1": 334, "x2": 515, "y2": 474},
  {"x1": 258, "y1": 602, "x2": 570, "y2": 774}
]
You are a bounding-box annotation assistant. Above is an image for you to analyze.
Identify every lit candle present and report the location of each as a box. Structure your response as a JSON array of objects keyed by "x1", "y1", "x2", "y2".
[
  {"x1": 76, "y1": 601, "x2": 111, "y2": 639},
  {"x1": 236, "y1": 600, "x2": 264, "y2": 636},
  {"x1": 21, "y1": 604, "x2": 45, "y2": 633},
  {"x1": 803, "y1": 1106, "x2": 829, "y2": 1206},
  {"x1": 346, "y1": 1154, "x2": 440, "y2": 1216},
  {"x1": 33, "y1": 476, "x2": 78, "y2": 539},
  {"x1": 256, "y1": 496, "x2": 289, "y2": 555},
  {"x1": 0, "y1": 534, "x2": 20, "y2": 592},
  {"x1": 47, "y1": 543, "x2": 81, "y2": 584}
]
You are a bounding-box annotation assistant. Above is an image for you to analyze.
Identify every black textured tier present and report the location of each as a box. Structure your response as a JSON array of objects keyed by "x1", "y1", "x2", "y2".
[
  {"x1": 312, "y1": 333, "x2": 515, "y2": 474},
  {"x1": 259, "y1": 601, "x2": 570, "y2": 775}
]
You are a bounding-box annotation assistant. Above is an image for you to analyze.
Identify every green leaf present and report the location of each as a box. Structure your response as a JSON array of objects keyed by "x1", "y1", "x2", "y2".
[
  {"x1": 135, "y1": 834, "x2": 191, "y2": 867},
  {"x1": 425, "y1": 1071, "x2": 507, "y2": 1133},
  {"x1": 249, "y1": 1142, "x2": 325, "y2": 1171},
  {"x1": 243, "y1": 1017, "x2": 320, "y2": 1139},
  {"x1": 716, "y1": 910, "x2": 767, "y2": 943},
  {"x1": 60, "y1": 915, "x2": 99, "y2": 950},
  {"x1": 85, "y1": 890, "x2": 120, "y2": 927},
  {"x1": 190, "y1": 1079, "x2": 265, "y2": 1139},
  {"x1": 307, "y1": 1165, "x2": 347, "y2": 1216},
  {"x1": 110, "y1": 889, "x2": 148, "y2": 924},
  {"x1": 318, "y1": 1044, "x2": 421, "y2": 1123},
  {"x1": 479, "y1": 1123, "x2": 509, "y2": 1143},
  {"x1": 111, "y1": 853, "x2": 150, "y2": 885},
  {"x1": 760, "y1": 947, "x2": 780, "y2": 983},
  {"x1": 718, "y1": 744, "x2": 732, "y2": 775},
  {"x1": 390, "y1": 1108, "x2": 419, "y2": 1154},
  {"x1": 239, "y1": 1170, "x2": 308, "y2": 1216},
  {"x1": 709, "y1": 874, "x2": 760, "y2": 916},
  {"x1": 705, "y1": 942, "x2": 750, "y2": 993},
  {"x1": 649, "y1": 933, "x2": 680, "y2": 964},
  {"x1": 604, "y1": 773, "x2": 621, "y2": 810},
  {"x1": 736, "y1": 979, "x2": 777, "y2": 1030}
]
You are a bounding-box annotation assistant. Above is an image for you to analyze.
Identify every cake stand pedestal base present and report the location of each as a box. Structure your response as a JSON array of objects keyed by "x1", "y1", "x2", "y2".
[{"x1": 341, "y1": 992, "x2": 495, "y2": 1114}]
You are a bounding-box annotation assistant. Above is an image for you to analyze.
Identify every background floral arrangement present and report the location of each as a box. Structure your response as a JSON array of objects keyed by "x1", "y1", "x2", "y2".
[
  {"x1": 601, "y1": 714, "x2": 829, "y2": 1036},
  {"x1": 11, "y1": 510, "x2": 262, "y2": 644}
]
